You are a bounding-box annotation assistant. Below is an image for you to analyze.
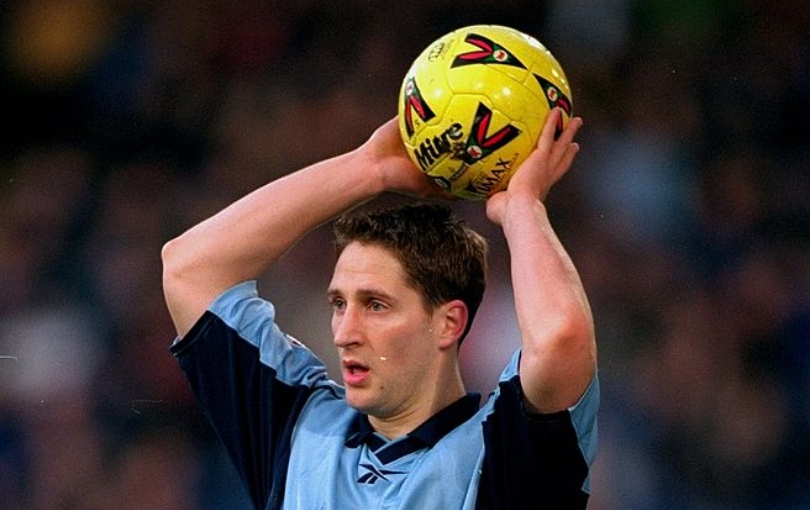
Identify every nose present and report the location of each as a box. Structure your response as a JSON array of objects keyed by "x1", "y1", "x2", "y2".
[{"x1": 332, "y1": 304, "x2": 363, "y2": 348}]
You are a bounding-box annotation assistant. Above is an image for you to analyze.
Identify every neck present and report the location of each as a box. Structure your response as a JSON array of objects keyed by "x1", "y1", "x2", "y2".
[{"x1": 370, "y1": 368, "x2": 466, "y2": 440}]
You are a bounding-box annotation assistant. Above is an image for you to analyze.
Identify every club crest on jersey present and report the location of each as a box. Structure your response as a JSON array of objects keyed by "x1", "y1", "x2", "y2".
[
  {"x1": 401, "y1": 76, "x2": 436, "y2": 137},
  {"x1": 451, "y1": 33, "x2": 526, "y2": 68}
]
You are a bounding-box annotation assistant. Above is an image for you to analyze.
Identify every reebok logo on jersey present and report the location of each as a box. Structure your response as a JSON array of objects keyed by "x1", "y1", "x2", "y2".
[{"x1": 357, "y1": 463, "x2": 404, "y2": 485}]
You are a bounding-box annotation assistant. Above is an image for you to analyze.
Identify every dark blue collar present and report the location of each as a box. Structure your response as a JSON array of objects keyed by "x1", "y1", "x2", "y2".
[{"x1": 345, "y1": 393, "x2": 481, "y2": 464}]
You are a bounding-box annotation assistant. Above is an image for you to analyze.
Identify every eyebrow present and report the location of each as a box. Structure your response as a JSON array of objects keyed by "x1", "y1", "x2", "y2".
[{"x1": 326, "y1": 287, "x2": 396, "y2": 304}]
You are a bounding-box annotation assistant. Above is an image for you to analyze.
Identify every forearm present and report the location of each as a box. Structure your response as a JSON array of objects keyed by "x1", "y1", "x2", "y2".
[
  {"x1": 500, "y1": 196, "x2": 596, "y2": 413},
  {"x1": 162, "y1": 147, "x2": 383, "y2": 336}
]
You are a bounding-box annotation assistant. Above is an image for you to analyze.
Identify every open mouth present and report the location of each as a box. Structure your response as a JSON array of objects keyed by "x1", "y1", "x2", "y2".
[
  {"x1": 342, "y1": 360, "x2": 370, "y2": 385},
  {"x1": 344, "y1": 360, "x2": 368, "y2": 374}
]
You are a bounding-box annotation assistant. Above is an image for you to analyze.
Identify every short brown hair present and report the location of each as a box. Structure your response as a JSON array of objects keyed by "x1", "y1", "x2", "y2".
[{"x1": 334, "y1": 202, "x2": 488, "y2": 344}]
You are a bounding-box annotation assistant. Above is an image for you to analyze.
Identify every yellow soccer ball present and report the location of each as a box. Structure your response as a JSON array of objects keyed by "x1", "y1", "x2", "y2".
[{"x1": 398, "y1": 25, "x2": 573, "y2": 200}]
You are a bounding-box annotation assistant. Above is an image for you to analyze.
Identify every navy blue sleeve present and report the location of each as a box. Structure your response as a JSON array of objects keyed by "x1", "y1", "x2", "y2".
[
  {"x1": 172, "y1": 310, "x2": 315, "y2": 510},
  {"x1": 476, "y1": 375, "x2": 597, "y2": 510}
]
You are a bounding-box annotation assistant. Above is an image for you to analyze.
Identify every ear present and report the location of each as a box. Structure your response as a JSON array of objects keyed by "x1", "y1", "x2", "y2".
[{"x1": 435, "y1": 299, "x2": 469, "y2": 350}]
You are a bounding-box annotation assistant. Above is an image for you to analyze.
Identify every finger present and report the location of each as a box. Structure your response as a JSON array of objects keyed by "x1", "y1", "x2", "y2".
[
  {"x1": 536, "y1": 107, "x2": 562, "y2": 155},
  {"x1": 549, "y1": 117, "x2": 583, "y2": 170},
  {"x1": 554, "y1": 142, "x2": 580, "y2": 181}
]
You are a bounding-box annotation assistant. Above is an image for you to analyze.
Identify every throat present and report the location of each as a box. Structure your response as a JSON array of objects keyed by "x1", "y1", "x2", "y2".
[{"x1": 368, "y1": 381, "x2": 467, "y2": 440}]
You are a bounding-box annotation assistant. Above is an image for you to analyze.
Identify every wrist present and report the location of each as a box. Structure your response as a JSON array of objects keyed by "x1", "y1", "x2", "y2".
[
  {"x1": 345, "y1": 144, "x2": 387, "y2": 198},
  {"x1": 354, "y1": 141, "x2": 391, "y2": 196},
  {"x1": 500, "y1": 193, "x2": 547, "y2": 231}
]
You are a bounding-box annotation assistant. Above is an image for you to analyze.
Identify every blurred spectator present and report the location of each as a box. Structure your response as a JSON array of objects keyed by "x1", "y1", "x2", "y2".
[
  {"x1": 0, "y1": 0, "x2": 808, "y2": 508},
  {"x1": 0, "y1": 306, "x2": 104, "y2": 509}
]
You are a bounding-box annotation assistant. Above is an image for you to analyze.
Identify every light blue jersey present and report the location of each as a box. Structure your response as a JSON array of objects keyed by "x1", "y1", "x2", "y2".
[{"x1": 172, "y1": 281, "x2": 599, "y2": 509}]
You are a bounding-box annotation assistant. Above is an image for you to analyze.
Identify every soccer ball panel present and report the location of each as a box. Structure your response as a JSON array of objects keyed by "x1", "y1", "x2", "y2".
[{"x1": 398, "y1": 25, "x2": 573, "y2": 200}]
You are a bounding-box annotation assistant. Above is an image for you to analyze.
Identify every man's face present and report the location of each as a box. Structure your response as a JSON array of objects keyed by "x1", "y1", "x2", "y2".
[{"x1": 328, "y1": 242, "x2": 438, "y2": 418}]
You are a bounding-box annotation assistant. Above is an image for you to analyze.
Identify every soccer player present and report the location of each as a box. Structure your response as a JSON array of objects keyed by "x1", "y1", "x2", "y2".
[{"x1": 162, "y1": 108, "x2": 598, "y2": 509}]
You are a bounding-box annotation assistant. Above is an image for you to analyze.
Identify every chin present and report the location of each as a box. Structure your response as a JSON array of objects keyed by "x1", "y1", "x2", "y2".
[
  {"x1": 344, "y1": 389, "x2": 370, "y2": 412},
  {"x1": 345, "y1": 389, "x2": 383, "y2": 416}
]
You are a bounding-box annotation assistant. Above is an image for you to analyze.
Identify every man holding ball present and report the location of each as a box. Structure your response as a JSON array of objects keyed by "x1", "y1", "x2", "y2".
[{"x1": 162, "y1": 107, "x2": 598, "y2": 509}]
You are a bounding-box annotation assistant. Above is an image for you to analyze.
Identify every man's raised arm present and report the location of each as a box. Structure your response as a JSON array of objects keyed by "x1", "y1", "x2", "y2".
[
  {"x1": 486, "y1": 109, "x2": 596, "y2": 414},
  {"x1": 161, "y1": 118, "x2": 440, "y2": 337}
]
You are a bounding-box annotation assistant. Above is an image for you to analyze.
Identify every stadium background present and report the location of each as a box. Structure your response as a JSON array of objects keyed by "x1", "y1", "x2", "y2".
[{"x1": 0, "y1": 1, "x2": 807, "y2": 508}]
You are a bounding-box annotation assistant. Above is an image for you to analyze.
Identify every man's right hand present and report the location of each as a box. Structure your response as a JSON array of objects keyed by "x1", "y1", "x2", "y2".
[{"x1": 363, "y1": 117, "x2": 455, "y2": 201}]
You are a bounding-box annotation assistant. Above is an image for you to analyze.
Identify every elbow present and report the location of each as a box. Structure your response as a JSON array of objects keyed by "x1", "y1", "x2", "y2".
[
  {"x1": 518, "y1": 303, "x2": 597, "y2": 413},
  {"x1": 161, "y1": 237, "x2": 180, "y2": 284},
  {"x1": 161, "y1": 235, "x2": 192, "y2": 298},
  {"x1": 541, "y1": 326, "x2": 595, "y2": 361},
  {"x1": 522, "y1": 322, "x2": 597, "y2": 412},
  {"x1": 562, "y1": 308, "x2": 597, "y2": 370},
  {"x1": 160, "y1": 234, "x2": 209, "y2": 337},
  {"x1": 561, "y1": 299, "x2": 596, "y2": 362},
  {"x1": 524, "y1": 307, "x2": 597, "y2": 372}
]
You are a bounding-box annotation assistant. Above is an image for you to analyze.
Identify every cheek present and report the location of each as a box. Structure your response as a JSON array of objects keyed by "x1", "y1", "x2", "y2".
[
  {"x1": 378, "y1": 325, "x2": 420, "y2": 358},
  {"x1": 378, "y1": 331, "x2": 433, "y2": 374}
]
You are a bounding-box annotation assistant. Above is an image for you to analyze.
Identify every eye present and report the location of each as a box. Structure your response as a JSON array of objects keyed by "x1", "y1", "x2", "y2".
[
  {"x1": 330, "y1": 297, "x2": 346, "y2": 311},
  {"x1": 369, "y1": 300, "x2": 387, "y2": 312}
]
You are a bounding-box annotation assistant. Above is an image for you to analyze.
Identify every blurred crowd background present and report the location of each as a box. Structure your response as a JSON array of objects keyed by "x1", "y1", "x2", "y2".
[{"x1": 0, "y1": 0, "x2": 808, "y2": 509}]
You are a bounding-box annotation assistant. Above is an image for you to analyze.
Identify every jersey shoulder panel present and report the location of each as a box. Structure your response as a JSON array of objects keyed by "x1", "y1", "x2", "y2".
[
  {"x1": 171, "y1": 281, "x2": 342, "y2": 509},
  {"x1": 474, "y1": 350, "x2": 599, "y2": 510}
]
